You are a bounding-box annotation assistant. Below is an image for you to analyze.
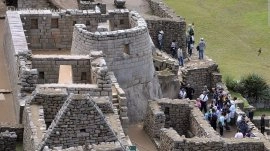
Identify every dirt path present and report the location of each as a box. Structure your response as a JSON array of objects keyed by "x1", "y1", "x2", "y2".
[
  {"x1": 54, "y1": 0, "x2": 151, "y2": 14},
  {"x1": 0, "y1": 16, "x2": 17, "y2": 123},
  {"x1": 104, "y1": 0, "x2": 151, "y2": 14},
  {"x1": 127, "y1": 123, "x2": 157, "y2": 151},
  {"x1": 50, "y1": 0, "x2": 78, "y2": 9}
]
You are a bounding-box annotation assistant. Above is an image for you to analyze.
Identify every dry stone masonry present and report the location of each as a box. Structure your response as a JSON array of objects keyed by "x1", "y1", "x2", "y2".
[
  {"x1": 0, "y1": 131, "x2": 17, "y2": 151},
  {"x1": 3, "y1": 0, "x2": 270, "y2": 150}
]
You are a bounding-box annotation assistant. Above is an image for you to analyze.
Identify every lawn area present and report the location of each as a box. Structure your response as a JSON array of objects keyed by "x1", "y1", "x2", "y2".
[
  {"x1": 255, "y1": 108, "x2": 270, "y2": 116},
  {"x1": 164, "y1": 0, "x2": 270, "y2": 83}
]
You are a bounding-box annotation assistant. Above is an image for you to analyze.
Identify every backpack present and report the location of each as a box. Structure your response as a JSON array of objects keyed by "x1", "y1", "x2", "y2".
[{"x1": 196, "y1": 45, "x2": 200, "y2": 51}]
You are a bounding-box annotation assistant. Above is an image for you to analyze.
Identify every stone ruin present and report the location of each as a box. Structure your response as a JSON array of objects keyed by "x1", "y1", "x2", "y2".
[{"x1": 1, "y1": 0, "x2": 270, "y2": 150}]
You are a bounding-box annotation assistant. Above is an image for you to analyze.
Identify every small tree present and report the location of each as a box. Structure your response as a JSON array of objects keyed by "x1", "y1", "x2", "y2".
[{"x1": 236, "y1": 73, "x2": 269, "y2": 101}]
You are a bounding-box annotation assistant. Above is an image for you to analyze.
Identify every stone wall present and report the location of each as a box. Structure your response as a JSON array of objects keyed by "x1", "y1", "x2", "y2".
[
  {"x1": 78, "y1": 1, "x2": 106, "y2": 14},
  {"x1": 158, "y1": 99, "x2": 191, "y2": 135},
  {"x1": 0, "y1": 131, "x2": 17, "y2": 151},
  {"x1": 189, "y1": 106, "x2": 219, "y2": 138},
  {"x1": 32, "y1": 55, "x2": 91, "y2": 84},
  {"x1": 144, "y1": 98, "x2": 219, "y2": 140},
  {"x1": 153, "y1": 53, "x2": 180, "y2": 98},
  {"x1": 159, "y1": 128, "x2": 268, "y2": 151},
  {"x1": 44, "y1": 142, "x2": 123, "y2": 151},
  {"x1": 71, "y1": 11, "x2": 153, "y2": 88},
  {"x1": 159, "y1": 128, "x2": 223, "y2": 151},
  {"x1": 109, "y1": 72, "x2": 129, "y2": 133},
  {"x1": 224, "y1": 139, "x2": 265, "y2": 151},
  {"x1": 38, "y1": 94, "x2": 118, "y2": 150},
  {"x1": 30, "y1": 87, "x2": 68, "y2": 125},
  {"x1": 20, "y1": 9, "x2": 130, "y2": 50},
  {"x1": 143, "y1": 101, "x2": 165, "y2": 139},
  {"x1": 145, "y1": 17, "x2": 187, "y2": 57},
  {"x1": 36, "y1": 84, "x2": 111, "y2": 97},
  {"x1": 4, "y1": 11, "x2": 37, "y2": 123},
  {"x1": 145, "y1": 0, "x2": 178, "y2": 19},
  {"x1": 23, "y1": 103, "x2": 47, "y2": 151},
  {"x1": 157, "y1": 69, "x2": 180, "y2": 99},
  {"x1": 71, "y1": 11, "x2": 162, "y2": 122},
  {"x1": 0, "y1": 123, "x2": 24, "y2": 141},
  {"x1": 181, "y1": 61, "x2": 221, "y2": 98},
  {"x1": 20, "y1": 9, "x2": 101, "y2": 50}
]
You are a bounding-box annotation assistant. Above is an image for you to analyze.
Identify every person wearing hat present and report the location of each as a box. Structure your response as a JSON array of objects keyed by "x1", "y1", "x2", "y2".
[
  {"x1": 157, "y1": 30, "x2": 164, "y2": 50},
  {"x1": 197, "y1": 38, "x2": 206, "y2": 59}
]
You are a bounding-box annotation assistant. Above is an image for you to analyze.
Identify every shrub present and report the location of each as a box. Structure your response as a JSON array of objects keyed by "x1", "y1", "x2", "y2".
[
  {"x1": 237, "y1": 73, "x2": 269, "y2": 100},
  {"x1": 224, "y1": 75, "x2": 238, "y2": 91}
]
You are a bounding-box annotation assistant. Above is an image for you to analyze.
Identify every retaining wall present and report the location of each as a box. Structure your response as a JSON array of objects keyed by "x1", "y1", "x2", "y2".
[
  {"x1": 181, "y1": 61, "x2": 221, "y2": 98},
  {"x1": 145, "y1": 17, "x2": 187, "y2": 56}
]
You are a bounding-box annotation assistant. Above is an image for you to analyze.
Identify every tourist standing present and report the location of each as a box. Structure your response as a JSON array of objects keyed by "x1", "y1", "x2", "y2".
[
  {"x1": 198, "y1": 38, "x2": 206, "y2": 60},
  {"x1": 200, "y1": 91, "x2": 208, "y2": 113},
  {"x1": 261, "y1": 114, "x2": 266, "y2": 135},
  {"x1": 218, "y1": 112, "x2": 226, "y2": 136},
  {"x1": 210, "y1": 109, "x2": 218, "y2": 130},
  {"x1": 177, "y1": 48, "x2": 184, "y2": 66},
  {"x1": 186, "y1": 84, "x2": 195, "y2": 100},
  {"x1": 170, "y1": 40, "x2": 177, "y2": 58},
  {"x1": 178, "y1": 87, "x2": 187, "y2": 99},
  {"x1": 157, "y1": 30, "x2": 164, "y2": 50}
]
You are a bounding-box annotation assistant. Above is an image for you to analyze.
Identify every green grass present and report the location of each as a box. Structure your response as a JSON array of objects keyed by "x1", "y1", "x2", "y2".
[
  {"x1": 230, "y1": 91, "x2": 249, "y2": 107},
  {"x1": 164, "y1": 0, "x2": 270, "y2": 83},
  {"x1": 254, "y1": 108, "x2": 270, "y2": 116}
]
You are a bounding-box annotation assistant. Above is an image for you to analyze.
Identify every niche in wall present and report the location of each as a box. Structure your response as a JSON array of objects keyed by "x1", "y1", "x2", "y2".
[
  {"x1": 30, "y1": 19, "x2": 38, "y2": 29},
  {"x1": 51, "y1": 18, "x2": 59, "y2": 28}
]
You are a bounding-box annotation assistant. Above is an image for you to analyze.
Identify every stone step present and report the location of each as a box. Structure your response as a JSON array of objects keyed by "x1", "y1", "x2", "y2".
[
  {"x1": 113, "y1": 103, "x2": 119, "y2": 109},
  {"x1": 112, "y1": 98, "x2": 118, "y2": 103}
]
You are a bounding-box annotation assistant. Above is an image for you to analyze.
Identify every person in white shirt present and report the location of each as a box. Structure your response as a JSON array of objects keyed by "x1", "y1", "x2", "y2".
[
  {"x1": 178, "y1": 88, "x2": 187, "y2": 99},
  {"x1": 235, "y1": 130, "x2": 244, "y2": 139},
  {"x1": 229, "y1": 101, "x2": 236, "y2": 125},
  {"x1": 199, "y1": 91, "x2": 208, "y2": 113}
]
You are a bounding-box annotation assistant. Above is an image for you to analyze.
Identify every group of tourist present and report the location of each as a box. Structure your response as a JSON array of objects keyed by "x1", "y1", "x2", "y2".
[
  {"x1": 178, "y1": 84, "x2": 259, "y2": 137},
  {"x1": 157, "y1": 22, "x2": 206, "y2": 67}
]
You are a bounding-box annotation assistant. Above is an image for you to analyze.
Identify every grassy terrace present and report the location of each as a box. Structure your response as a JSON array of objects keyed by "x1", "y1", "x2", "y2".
[{"x1": 165, "y1": 0, "x2": 270, "y2": 83}]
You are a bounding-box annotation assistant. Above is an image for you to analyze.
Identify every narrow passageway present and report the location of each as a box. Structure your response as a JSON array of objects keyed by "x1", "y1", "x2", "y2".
[
  {"x1": 127, "y1": 123, "x2": 158, "y2": 151},
  {"x1": 0, "y1": 19, "x2": 17, "y2": 123}
]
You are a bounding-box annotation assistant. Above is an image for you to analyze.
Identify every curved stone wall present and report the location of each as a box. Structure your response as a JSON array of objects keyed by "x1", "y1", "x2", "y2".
[
  {"x1": 71, "y1": 11, "x2": 155, "y2": 88},
  {"x1": 71, "y1": 11, "x2": 162, "y2": 122}
]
